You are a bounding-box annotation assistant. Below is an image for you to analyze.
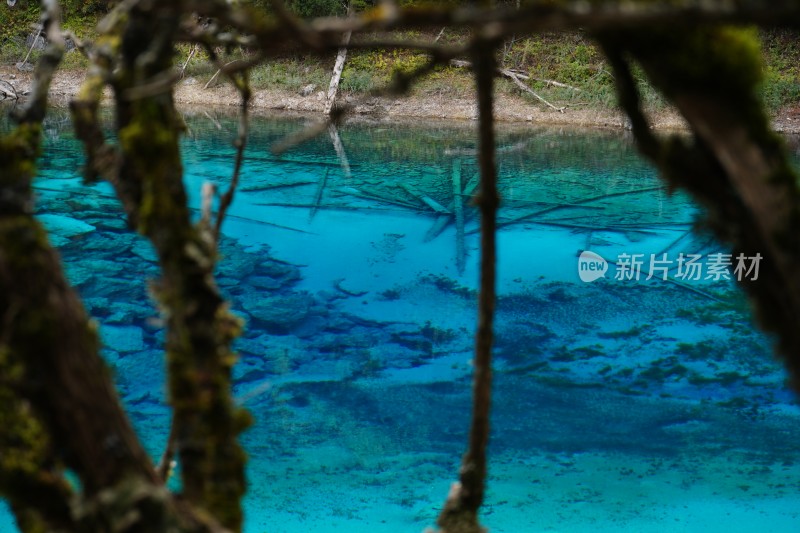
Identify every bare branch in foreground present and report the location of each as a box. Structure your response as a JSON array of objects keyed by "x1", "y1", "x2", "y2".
[{"x1": 437, "y1": 42, "x2": 499, "y2": 533}]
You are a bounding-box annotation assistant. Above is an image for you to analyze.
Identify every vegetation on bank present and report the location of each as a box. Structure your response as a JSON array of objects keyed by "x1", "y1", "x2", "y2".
[{"x1": 1, "y1": 2, "x2": 799, "y2": 115}]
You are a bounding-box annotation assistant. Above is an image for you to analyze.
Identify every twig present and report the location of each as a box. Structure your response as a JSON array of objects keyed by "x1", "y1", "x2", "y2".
[
  {"x1": 203, "y1": 59, "x2": 252, "y2": 90},
  {"x1": 502, "y1": 68, "x2": 565, "y2": 112},
  {"x1": 528, "y1": 76, "x2": 581, "y2": 91},
  {"x1": 180, "y1": 44, "x2": 199, "y2": 76},
  {"x1": 450, "y1": 59, "x2": 566, "y2": 111},
  {"x1": 214, "y1": 72, "x2": 251, "y2": 239},
  {"x1": 437, "y1": 43, "x2": 498, "y2": 533}
]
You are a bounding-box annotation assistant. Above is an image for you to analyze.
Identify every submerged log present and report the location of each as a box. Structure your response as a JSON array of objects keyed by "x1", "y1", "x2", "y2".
[
  {"x1": 453, "y1": 158, "x2": 466, "y2": 275},
  {"x1": 425, "y1": 173, "x2": 479, "y2": 242},
  {"x1": 335, "y1": 186, "x2": 424, "y2": 210},
  {"x1": 399, "y1": 183, "x2": 451, "y2": 214},
  {"x1": 473, "y1": 185, "x2": 665, "y2": 234},
  {"x1": 328, "y1": 123, "x2": 352, "y2": 178},
  {"x1": 309, "y1": 169, "x2": 329, "y2": 221},
  {"x1": 241, "y1": 180, "x2": 316, "y2": 192}
]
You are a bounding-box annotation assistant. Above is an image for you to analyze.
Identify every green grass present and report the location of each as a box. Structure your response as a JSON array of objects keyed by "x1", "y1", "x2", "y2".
[{"x1": 2, "y1": 14, "x2": 799, "y2": 117}]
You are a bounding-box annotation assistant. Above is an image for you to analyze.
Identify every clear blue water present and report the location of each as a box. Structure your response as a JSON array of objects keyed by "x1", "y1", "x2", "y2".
[{"x1": 3, "y1": 108, "x2": 800, "y2": 532}]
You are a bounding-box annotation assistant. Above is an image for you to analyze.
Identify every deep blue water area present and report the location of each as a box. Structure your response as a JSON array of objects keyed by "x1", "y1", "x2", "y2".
[{"x1": 3, "y1": 106, "x2": 800, "y2": 531}]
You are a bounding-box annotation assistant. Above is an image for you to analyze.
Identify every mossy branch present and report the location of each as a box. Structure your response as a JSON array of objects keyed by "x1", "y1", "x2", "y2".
[
  {"x1": 0, "y1": 2, "x2": 161, "y2": 530},
  {"x1": 602, "y1": 27, "x2": 800, "y2": 391},
  {"x1": 68, "y1": 3, "x2": 251, "y2": 530}
]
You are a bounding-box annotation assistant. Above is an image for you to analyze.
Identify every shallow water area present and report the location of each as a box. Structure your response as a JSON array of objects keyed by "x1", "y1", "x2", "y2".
[{"x1": 2, "y1": 106, "x2": 800, "y2": 532}]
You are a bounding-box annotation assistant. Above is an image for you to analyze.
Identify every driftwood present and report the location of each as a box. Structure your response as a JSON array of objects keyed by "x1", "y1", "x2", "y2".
[
  {"x1": 502, "y1": 69, "x2": 565, "y2": 112},
  {"x1": 450, "y1": 59, "x2": 567, "y2": 112},
  {"x1": 503, "y1": 68, "x2": 581, "y2": 92},
  {"x1": 452, "y1": 59, "x2": 581, "y2": 92}
]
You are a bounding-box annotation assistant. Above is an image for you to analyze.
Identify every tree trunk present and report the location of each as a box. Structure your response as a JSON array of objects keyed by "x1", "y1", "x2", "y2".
[{"x1": 324, "y1": 3, "x2": 353, "y2": 115}]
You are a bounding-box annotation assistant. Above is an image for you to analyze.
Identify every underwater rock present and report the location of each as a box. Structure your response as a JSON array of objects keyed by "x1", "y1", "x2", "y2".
[
  {"x1": 79, "y1": 233, "x2": 135, "y2": 255},
  {"x1": 241, "y1": 292, "x2": 316, "y2": 333},
  {"x1": 320, "y1": 315, "x2": 355, "y2": 333},
  {"x1": 131, "y1": 240, "x2": 158, "y2": 263},
  {"x1": 248, "y1": 275, "x2": 283, "y2": 291},
  {"x1": 83, "y1": 297, "x2": 111, "y2": 315},
  {"x1": 37, "y1": 213, "x2": 96, "y2": 240},
  {"x1": 87, "y1": 259, "x2": 126, "y2": 277},
  {"x1": 86, "y1": 217, "x2": 128, "y2": 231},
  {"x1": 216, "y1": 252, "x2": 259, "y2": 280},
  {"x1": 101, "y1": 324, "x2": 145, "y2": 353},
  {"x1": 63, "y1": 262, "x2": 97, "y2": 286},
  {"x1": 299, "y1": 83, "x2": 317, "y2": 97},
  {"x1": 104, "y1": 302, "x2": 153, "y2": 325},
  {"x1": 92, "y1": 277, "x2": 142, "y2": 298},
  {"x1": 291, "y1": 316, "x2": 328, "y2": 339},
  {"x1": 235, "y1": 359, "x2": 271, "y2": 384},
  {"x1": 256, "y1": 259, "x2": 301, "y2": 284},
  {"x1": 314, "y1": 331, "x2": 377, "y2": 353},
  {"x1": 216, "y1": 276, "x2": 241, "y2": 289},
  {"x1": 316, "y1": 289, "x2": 347, "y2": 303}
]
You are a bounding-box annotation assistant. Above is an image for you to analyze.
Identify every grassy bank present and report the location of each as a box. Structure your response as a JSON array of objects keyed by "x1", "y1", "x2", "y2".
[
  {"x1": 1, "y1": 4, "x2": 799, "y2": 116},
  {"x1": 172, "y1": 28, "x2": 800, "y2": 115}
]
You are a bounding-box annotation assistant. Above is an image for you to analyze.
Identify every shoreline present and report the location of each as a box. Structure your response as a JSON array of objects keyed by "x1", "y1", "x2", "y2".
[{"x1": 3, "y1": 66, "x2": 800, "y2": 134}]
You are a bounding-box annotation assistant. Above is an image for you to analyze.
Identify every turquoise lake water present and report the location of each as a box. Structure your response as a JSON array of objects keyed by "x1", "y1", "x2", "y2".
[{"x1": 2, "y1": 108, "x2": 800, "y2": 532}]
